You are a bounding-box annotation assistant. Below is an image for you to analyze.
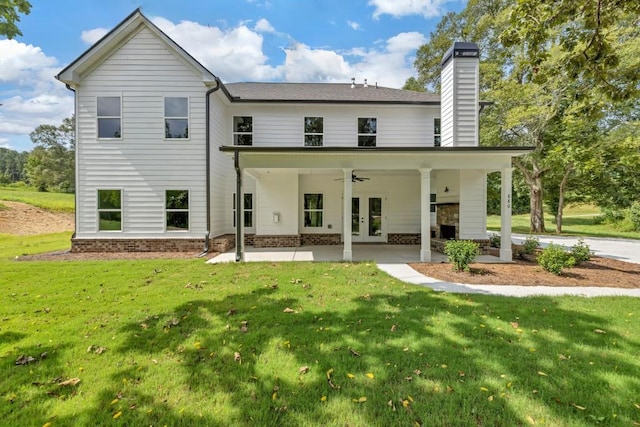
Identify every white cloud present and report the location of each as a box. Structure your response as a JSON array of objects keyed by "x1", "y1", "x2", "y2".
[
  {"x1": 347, "y1": 20, "x2": 361, "y2": 31},
  {"x1": 152, "y1": 17, "x2": 281, "y2": 81},
  {"x1": 0, "y1": 39, "x2": 74, "y2": 151},
  {"x1": 0, "y1": 137, "x2": 11, "y2": 149},
  {"x1": 81, "y1": 27, "x2": 109, "y2": 45},
  {"x1": 369, "y1": 0, "x2": 448, "y2": 18},
  {"x1": 254, "y1": 18, "x2": 275, "y2": 33}
]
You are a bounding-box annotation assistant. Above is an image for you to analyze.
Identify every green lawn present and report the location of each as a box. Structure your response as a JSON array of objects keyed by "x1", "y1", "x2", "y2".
[
  {"x1": 488, "y1": 204, "x2": 640, "y2": 240},
  {"x1": 0, "y1": 186, "x2": 74, "y2": 213},
  {"x1": 1, "y1": 235, "x2": 639, "y2": 426}
]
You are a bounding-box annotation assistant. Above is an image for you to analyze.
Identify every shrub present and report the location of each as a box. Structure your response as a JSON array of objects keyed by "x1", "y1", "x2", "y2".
[
  {"x1": 629, "y1": 201, "x2": 640, "y2": 231},
  {"x1": 522, "y1": 235, "x2": 540, "y2": 254},
  {"x1": 570, "y1": 238, "x2": 592, "y2": 265},
  {"x1": 444, "y1": 240, "x2": 480, "y2": 272},
  {"x1": 537, "y1": 243, "x2": 575, "y2": 275},
  {"x1": 489, "y1": 234, "x2": 501, "y2": 248}
]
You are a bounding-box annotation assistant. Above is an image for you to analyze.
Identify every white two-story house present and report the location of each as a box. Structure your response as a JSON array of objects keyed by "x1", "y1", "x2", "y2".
[{"x1": 56, "y1": 9, "x2": 529, "y2": 262}]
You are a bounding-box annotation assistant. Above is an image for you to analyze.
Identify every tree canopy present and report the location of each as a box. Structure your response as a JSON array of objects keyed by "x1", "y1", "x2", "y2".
[{"x1": 0, "y1": 0, "x2": 31, "y2": 39}]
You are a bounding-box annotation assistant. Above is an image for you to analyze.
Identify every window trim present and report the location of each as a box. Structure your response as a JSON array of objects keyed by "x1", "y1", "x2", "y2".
[
  {"x1": 233, "y1": 116, "x2": 253, "y2": 146},
  {"x1": 97, "y1": 188, "x2": 123, "y2": 232},
  {"x1": 304, "y1": 116, "x2": 324, "y2": 147},
  {"x1": 164, "y1": 97, "x2": 190, "y2": 140},
  {"x1": 434, "y1": 117, "x2": 441, "y2": 147},
  {"x1": 96, "y1": 96, "x2": 122, "y2": 140},
  {"x1": 232, "y1": 193, "x2": 254, "y2": 228},
  {"x1": 165, "y1": 189, "x2": 190, "y2": 232},
  {"x1": 303, "y1": 193, "x2": 324, "y2": 228},
  {"x1": 357, "y1": 117, "x2": 377, "y2": 147}
]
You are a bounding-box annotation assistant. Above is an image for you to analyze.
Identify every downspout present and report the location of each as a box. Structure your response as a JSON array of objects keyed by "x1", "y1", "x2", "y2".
[
  {"x1": 234, "y1": 151, "x2": 243, "y2": 262},
  {"x1": 198, "y1": 79, "x2": 221, "y2": 257},
  {"x1": 65, "y1": 84, "x2": 78, "y2": 243}
]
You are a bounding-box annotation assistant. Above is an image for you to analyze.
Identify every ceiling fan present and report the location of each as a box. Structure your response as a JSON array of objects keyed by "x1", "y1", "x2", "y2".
[{"x1": 335, "y1": 173, "x2": 371, "y2": 183}]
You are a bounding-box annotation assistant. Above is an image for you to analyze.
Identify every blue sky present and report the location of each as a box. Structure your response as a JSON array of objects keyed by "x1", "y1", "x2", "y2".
[{"x1": 0, "y1": 0, "x2": 465, "y2": 152}]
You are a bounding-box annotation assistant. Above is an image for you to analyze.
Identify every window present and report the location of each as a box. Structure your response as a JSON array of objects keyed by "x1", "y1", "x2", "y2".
[
  {"x1": 166, "y1": 190, "x2": 189, "y2": 231},
  {"x1": 430, "y1": 193, "x2": 437, "y2": 213},
  {"x1": 357, "y1": 117, "x2": 377, "y2": 147},
  {"x1": 434, "y1": 118, "x2": 441, "y2": 147},
  {"x1": 97, "y1": 189, "x2": 122, "y2": 231},
  {"x1": 233, "y1": 116, "x2": 253, "y2": 145},
  {"x1": 304, "y1": 117, "x2": 323, "y2": 146},
  {"x1": 233, "y1": 193, "x2": 253, "y2": 227},
  {"x1": 165, "y1": 97, "x2": 189, "y2": 139},
  {"x1": 303, "y1": 193, "x2": 323, "y2": 227},
  {"x1": 97, "y1": 97, "x2": 121, "y2": 138}
]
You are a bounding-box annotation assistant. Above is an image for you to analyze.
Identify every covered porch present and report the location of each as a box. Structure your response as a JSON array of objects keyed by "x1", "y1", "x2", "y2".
[{"x1": 220, "y1": 146, "x2": 531, "y2": 263}]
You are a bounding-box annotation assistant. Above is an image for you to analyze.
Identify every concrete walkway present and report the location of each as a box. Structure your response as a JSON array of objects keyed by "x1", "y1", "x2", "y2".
[{"x1": 207, "y1": 239, "x2": 640, "y2": 298}]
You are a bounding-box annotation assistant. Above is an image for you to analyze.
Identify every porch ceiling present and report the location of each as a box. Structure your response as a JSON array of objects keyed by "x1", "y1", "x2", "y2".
[{"x1": 220, "y1": 146, "x2": 532, "y2": 170}]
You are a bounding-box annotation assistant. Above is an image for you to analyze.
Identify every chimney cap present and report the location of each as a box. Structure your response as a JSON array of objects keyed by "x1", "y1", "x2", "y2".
[{"x1": 441, "y1": 41, "x2": 479, "y2": 67}]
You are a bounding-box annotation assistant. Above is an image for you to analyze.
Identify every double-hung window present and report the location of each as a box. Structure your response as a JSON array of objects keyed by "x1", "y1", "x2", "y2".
[
  {"x1": 304, "y1": 117, "x2": 323, "y2": 146},
  {"x1": 166, "y1": 190, "x2": 189, "y2": 231},
  {"x1": 233, "y1": 193, "x2": 253, "y2": 227},
  {"x1": 434, "y1": 118, "x2": 441, "y2": 147},
  {"x1": 97, "y1": 189, "x2": 122, "y2": 231},
  {"x1": 97, "y1": 97, "x2": 121, "y2": 138},
  {"x1": 233, "y1": 116, "x2": 253, "y2": 145},
  {"x1": 357, "y1": 117, "x2": 377, "y2": 147},
  {"x1": 303, "y1": 193, "x2": 323, "y2": 227},
  {"x1": 165, "y1": 97, "x2": 189, "y2": 139}
]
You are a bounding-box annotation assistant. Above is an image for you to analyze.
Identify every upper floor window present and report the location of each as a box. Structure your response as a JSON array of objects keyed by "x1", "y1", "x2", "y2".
[
  {"x1": 357, "y1": 117, "x2": 377, "y2": 147},
  {"x1": 233, "y1": 116, "x2": 253, "y2": 146},
  {"x1": 97, "y1": 189, "x2": 122, "y2": 231},
  {"x1": 304, "y1": 117, "x2": 323, "y2": 146},
  {"x1": 97, "y1": 97, "x2": 121, "y2": 138},
  {"x1": 165, "y1": 97, "x2": 189, "y2": 139},
  {"x1": 434, "y1": 118, "x2": 441, "y2": 147},
  {"x1": 166, "y1": 190, "x2": 189, "y2": 231}
]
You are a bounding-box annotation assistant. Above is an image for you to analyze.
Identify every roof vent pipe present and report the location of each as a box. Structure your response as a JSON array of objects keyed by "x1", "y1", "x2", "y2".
[
  {"x1": 351, "y1": 77, "x2": 355, "y2": 88},
  {"x1": 364, "y1": 78, "x2": 368, "y2": 88}
]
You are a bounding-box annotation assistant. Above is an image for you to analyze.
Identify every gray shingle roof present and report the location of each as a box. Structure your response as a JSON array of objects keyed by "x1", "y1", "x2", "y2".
[{"x1": 223, "y1": 82, "x2": 440, "y2": 104}]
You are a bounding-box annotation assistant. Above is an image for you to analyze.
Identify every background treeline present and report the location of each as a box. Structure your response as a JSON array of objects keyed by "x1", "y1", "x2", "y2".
[{"x1": 1, "y1": 116, "x2": 75, "y2": 193}]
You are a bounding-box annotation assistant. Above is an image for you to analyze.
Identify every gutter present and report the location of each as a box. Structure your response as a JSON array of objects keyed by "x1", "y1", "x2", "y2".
[
  {"x1": 64, "y1": 83, "x2": 78, "y2": 242},
  {"x1": 234, "y1": 152, "x2": 243, "y2": 262},
  {"x1": 198, "y1": 78, "x2": 221, "y2": 258}
]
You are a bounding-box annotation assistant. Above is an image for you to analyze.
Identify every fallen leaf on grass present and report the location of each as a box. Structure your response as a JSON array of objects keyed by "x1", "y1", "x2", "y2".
[
  {"x1": 572, "y1": 403, "x2": 586, "y2": 410},
  {"x1": 283, "y1": 308, "x2": 295, "y2": 313},
  {"x1": 388, "y1": 400, "x2": 396, "y2": 411},
  {"x1": 390, "y1": 324, "x2": 397, "y2": 332},
  {"x1": 234, "y1": 352, "x2": 241, "y2": 363},
  {"x1": 320, "y1": 395, "x2": 327, "y2": 402},
  {"x1": 537, "y1": 371, "x2": 548, "y2": 376},
  {"x1": 510, "y1": 322, "x2": 519, "y2": 328},
  {"x1": 58, "y1": 377, "x2": 81, "y2": 386},
  {"x1": 298, "y1": 366, "x2": 309, "y2": 374},
  {"x1": 226, "y1": 309, "x2": 237, "y2": 316},
  {"x1": 526, "y1": 415, "x2": 535, "y2": 424},
  {"x1": 594, "y1": 329, "x2": 606, "y2": 334},
  {"x1": 633, "y1": 402, "x2": 640, "y2": 409},
  {"x1": 349, "y1": 348, "x2": 361, "y2": 357},
  {"x1": 366, "y1": 373, "x2": 375, "y2": 379},
  {"x1": 113, "y1": 411, "x2": 122, "y2": 419},
  {"x1": 87, "y1": 345, "x2": 107, "y2": 354},
  {"x1": 347, "y1": 373, "x2": 355, "y2": 379},
  {"x1": 352, "y1": 396, "x2": 367, "y2": 403}
]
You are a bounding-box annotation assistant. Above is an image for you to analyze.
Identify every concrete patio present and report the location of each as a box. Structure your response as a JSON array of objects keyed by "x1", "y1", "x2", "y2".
[{"x1": 207, "y1": 244, "x2": 502, "y2": 264}]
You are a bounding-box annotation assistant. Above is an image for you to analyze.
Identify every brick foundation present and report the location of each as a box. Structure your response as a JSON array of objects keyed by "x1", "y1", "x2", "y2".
[
  {"x1": 252, "y1": 234, "x2": 302, "y2": 248},
  {"x1": 430, "y1": 238, "x2": 494, "y2": 255},
  {"x1": 71, "y1": 238, "x2": 206, "y2": 253},
  {"x1": 300, "y1": 233, "x2": 342, "y2": 245},
  {"x1": 388, "y1": 233, "x2": 420, "y2": 245}
]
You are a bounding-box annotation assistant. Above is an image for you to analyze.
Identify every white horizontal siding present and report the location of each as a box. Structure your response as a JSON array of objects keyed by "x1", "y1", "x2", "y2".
[
  {"x1": 440, "y1": 62, "x2": 454, "y2": 147},
  {"x1": 256, "y1": 171, "x2": 298, "y2": 235},
  {"x1": 459, "y1": 170, "x2": 486, "y2": 239},
  {"x1": 453, "y1": 59, "x2": 478, "y2": 147},
  {"x1": 75, "y1": 26, "x2": 209, "y2": 238},
  {"x1": 227, "y1": 104, "x2": 438, "y2": 148}
]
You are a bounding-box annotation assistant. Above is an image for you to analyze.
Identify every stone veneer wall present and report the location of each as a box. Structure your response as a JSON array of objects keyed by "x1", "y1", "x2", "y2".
[{"x1": 436, "y1": 203, "x2": 460, "y2": 239}]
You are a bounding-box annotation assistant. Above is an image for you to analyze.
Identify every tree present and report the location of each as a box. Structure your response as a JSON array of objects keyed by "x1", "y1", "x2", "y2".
[
  {"x1": 407, "y1": 0, "x2": 639, "y2": 233},
  {"x1": 26, "y1": 116, "x2": 75, "y2": 192},
  {"x1": 0, "y1": 0, "x2": 31, "y2": 39},
  {"x1": 0, "y1": 147, "x2": 28, "y2": 183}
]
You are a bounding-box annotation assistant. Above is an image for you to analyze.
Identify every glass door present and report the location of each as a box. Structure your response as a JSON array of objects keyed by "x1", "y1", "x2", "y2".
[{"x1": 351, "y1": 195, "x2": 385, "y2": 242}]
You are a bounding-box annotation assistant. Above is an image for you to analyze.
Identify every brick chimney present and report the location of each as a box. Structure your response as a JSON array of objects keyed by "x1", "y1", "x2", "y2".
[{"x1": 440, "y1": 42, "x2": 479, "y2": 147}]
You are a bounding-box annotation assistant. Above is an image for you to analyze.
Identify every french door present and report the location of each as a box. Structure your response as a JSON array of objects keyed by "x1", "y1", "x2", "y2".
[{"x1": 351, "y1": 194, "x2": 386, "y2": 242}]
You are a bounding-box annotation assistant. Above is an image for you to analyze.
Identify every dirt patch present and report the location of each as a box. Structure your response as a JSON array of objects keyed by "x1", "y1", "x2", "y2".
[
  {"x1": 409, "y1": 256, "x2": 640, "y2": 289},
  {"x1": 0, "y1": 201, "x2": 74, "y2": 235}
]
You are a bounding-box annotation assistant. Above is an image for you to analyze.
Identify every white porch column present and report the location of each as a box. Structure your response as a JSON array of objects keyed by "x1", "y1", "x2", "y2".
[
  {"x1": 343, "y1": 168, "x2": 353, "y2": 261},
  {"x1": 500, "y1": 167, "x2": 513, "y2": 261},
  {"x1": 420, "y1": 168, "x2": 432, "y2": 262}
]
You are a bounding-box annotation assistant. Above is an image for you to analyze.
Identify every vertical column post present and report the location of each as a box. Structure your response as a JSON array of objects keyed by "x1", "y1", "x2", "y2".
[
  {"x1": 500, "y1": 167, "x2": 512, "y2": 261},
  {"x1": 343, "y1": 169, "x2": 353, "y2": 261},
  {"x1": 234, "y1": 153, "x2": 244, "y2": 262},
  {"x1": 420, "y1": 168, "x2": 432, "y2": 262}
]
